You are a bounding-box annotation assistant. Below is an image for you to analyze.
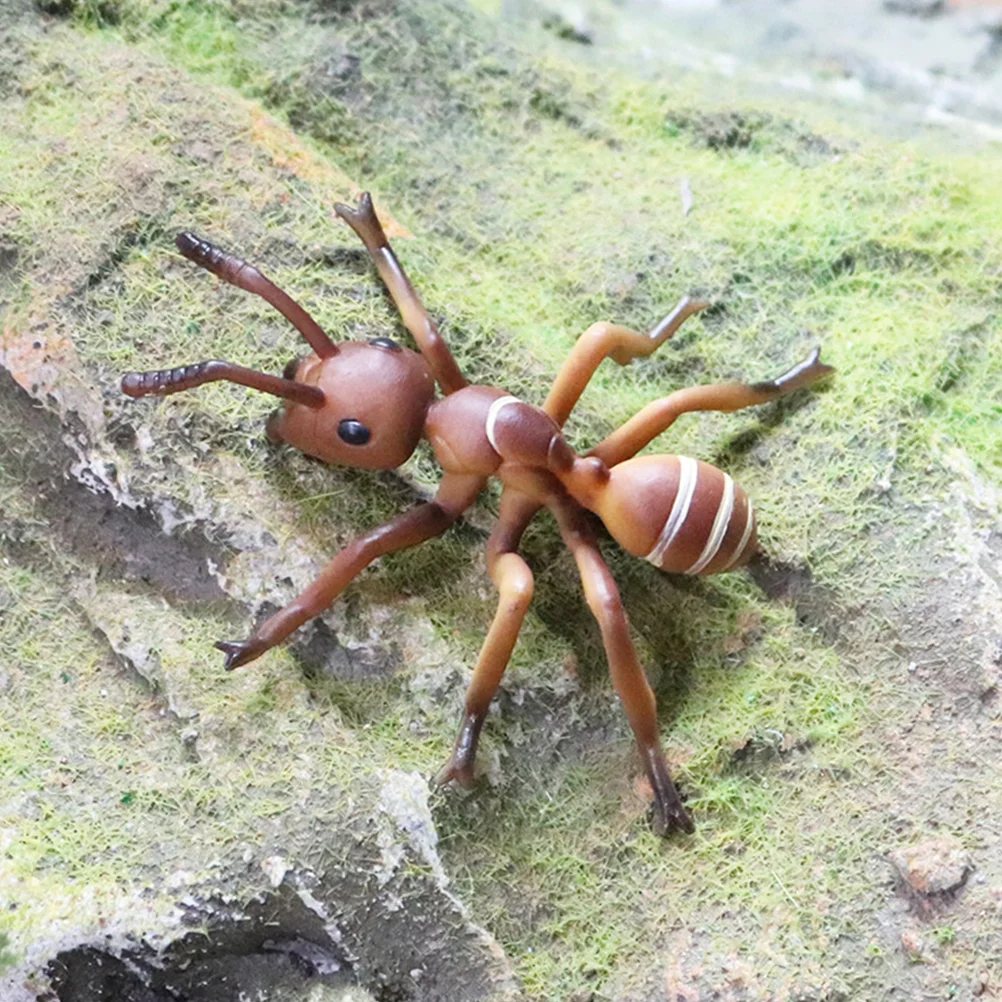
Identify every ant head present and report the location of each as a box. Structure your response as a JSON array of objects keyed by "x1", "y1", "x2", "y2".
[{"x1": 270, "y1": 338, "x2": 435, "y2": 470}]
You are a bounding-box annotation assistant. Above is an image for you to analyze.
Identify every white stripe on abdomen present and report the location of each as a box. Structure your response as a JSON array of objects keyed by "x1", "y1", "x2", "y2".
[
  {"x1": 685, "y1": 473, "x2": 735, "y2": 575},
  {"x1": 721, "y1": 498, "x2": 756, "y2": 571},
  {"x1": 645, "y1": 455, "x2": 698, "y2": 568}
]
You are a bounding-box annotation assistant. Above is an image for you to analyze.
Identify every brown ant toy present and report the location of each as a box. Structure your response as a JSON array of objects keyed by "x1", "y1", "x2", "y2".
[{"x1": 122, "y1": 193, "x2": 832, "y2": 835}]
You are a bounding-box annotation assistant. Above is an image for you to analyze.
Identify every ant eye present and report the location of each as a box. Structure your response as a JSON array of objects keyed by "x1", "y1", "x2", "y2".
[
  {"x1": 337, "y1": 418, "x2": 371, "y2": 446},
  {"x1": 369, "y1": 337, "x2": 401, "y2": 352}
]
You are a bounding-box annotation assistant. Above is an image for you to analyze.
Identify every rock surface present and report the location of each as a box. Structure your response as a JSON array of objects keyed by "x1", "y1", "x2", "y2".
[{"x1": 890, "y1": 837, "x2": 973, "y2": 899}]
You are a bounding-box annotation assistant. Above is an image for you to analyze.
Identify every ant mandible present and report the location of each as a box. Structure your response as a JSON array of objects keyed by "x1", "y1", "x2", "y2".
[{"x1": 122, "y1": 192, "x2": 833, "y2": 835}]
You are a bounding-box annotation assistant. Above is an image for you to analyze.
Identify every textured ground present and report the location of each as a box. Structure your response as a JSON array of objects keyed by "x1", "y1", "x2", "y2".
[{"x1": 1, "y1": 0, "x2": 1001, "y2": 1000}]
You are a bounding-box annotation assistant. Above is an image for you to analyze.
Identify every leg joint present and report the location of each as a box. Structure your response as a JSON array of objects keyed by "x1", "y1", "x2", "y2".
[
  {"x1": 495, "y1": 554, "x2": 535, "y2": 608},
  {"x1": 583, "y1": 321, "x2": 616, "y2": 342},
  {"x1": 501, "y1": 568, "x2": 534, "y2": 607},
  {"x1": 583, "y1": 576, "x2": 624, "y2": 628}
]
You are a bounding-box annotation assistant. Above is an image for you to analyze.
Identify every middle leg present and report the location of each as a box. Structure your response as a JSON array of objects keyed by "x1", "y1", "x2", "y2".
[
  {"x1": 543, "y1": 297, "x2": 709, "y2": 427},
  {"x1": 436, "y1": 490, "x2": 540, "y2": 788},
  {"x1": 551, "y1": 497, "x2": 694, "y2": 836}
]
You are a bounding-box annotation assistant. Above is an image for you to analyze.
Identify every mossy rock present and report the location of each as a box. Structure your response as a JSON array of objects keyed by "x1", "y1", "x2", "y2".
[{"x1": 1, "y1": 0, "x2": 1001, "y2": 999}]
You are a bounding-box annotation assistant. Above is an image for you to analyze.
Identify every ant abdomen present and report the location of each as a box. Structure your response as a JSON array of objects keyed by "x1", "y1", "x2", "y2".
[{"x1": 591, "y1": 454, "x2": 757, "y2": 575}]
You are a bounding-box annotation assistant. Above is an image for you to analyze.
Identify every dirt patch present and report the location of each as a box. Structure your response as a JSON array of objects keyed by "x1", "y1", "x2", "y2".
[
  {"x1": 38, "y1": 840, "x2": 514, "y2": 1002},
  {"x1": 935, "y1": 315, "x2": 995, "y2": 392},
  {"x1": 293, "y1": 614, "x2": 402, "y2": 682},
  {"x1": 826, "y1": 240, "x2": 952, "y2": 280},
  {"x1": 748, "y1": 554, "x2": 848, "y2": 644},
  {"x1": 0, "y1": 0, "x2": 35, "y2": 100},
  {"x1": 666, "y1": 109, "x2": 774, "y2": 150},
  {"x1": 664, "y1": 108, "x2": 846, "y2": 163},
  {"x1": 80, "y1": 216, "x2": 168, "y2": 293}
]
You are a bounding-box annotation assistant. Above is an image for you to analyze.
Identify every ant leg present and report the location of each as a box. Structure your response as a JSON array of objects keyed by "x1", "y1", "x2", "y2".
[
  {"x1": 175, "y1": 233, "x2": 337, "y2": 360},
  {"x1": 121, "y1": 359, "x2": 325, "y2": 409},
  {"x1": 436, "y1": 490, "x2": 541, "y2": 788},
  {"x1": 590, "y1": 347, "x2": 834, "y2": 467},
  {"x1": 543, "y1": 297, "x2": 709, "y2": 427},
  {"x1": 216, "y1": 473, "x2": 486, "y2": 670},
  {"x1": 551, "y1": 498, "x2": 694, "y2": 836},
  {"x1": 333, "y1": 193, "x2": 468, "y2": 396}
]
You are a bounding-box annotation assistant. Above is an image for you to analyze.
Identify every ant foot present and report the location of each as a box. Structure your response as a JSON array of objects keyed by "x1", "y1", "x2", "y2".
[
  {"x1": 333, "y1": 192, "x2": 384, "y2": 247},
  {"x1": 214, "y1": 639, "x2": 266, "y2": 672},
  {"x1": 754, "y1": 346, "x2": 835, "y2": 397},
  {"x1": 646, "y1": 746, "x2": 696, "y2": 836},
  {"x1": 433, "y1": 756, "x2": 478, "y2": 790},
  {"x1": 651, "y1": 794, "x2": 695, "y2": 837}
]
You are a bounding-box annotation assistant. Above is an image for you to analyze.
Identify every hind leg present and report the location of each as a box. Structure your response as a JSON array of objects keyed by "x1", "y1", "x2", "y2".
[
  {"x1": 550, "y1": 497, "x2": 694, "y2": 836},
  {"x1": 590, "y1": 347, "x2": 834, "y2": 467}
]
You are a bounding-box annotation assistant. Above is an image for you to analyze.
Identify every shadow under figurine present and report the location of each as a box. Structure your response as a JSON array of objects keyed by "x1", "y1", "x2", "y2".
[{"x1": 122, "y1": 192, "x2": 833, "y2": 836}]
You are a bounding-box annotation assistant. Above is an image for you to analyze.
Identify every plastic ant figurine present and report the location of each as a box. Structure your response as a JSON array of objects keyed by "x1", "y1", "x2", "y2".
[{"x1": 122, "y1": 193, "x2": 832, "y2": 835}]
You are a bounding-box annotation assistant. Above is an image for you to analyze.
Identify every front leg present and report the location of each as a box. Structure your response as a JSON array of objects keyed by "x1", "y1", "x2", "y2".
[
  {"x1": 218, "y1": 473, "x2": 486, "y2": 670},
  {"x1": 543, "y1": 298, "x2": 709, "y2": 427},
  {"x1": 334, "y1": 192, "x2": 468, "y2": 396}
]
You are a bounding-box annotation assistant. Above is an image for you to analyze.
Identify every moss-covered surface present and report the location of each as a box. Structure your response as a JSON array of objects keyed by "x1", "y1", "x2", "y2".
[{"x1": 1, "y1": 0, "x2": 1001, "y2": 999}]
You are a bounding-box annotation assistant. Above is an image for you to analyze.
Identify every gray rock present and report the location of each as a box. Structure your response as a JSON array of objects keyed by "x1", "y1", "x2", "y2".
[{"x1": 889, "y1": 837, "x2": 973, "y2": 899}]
